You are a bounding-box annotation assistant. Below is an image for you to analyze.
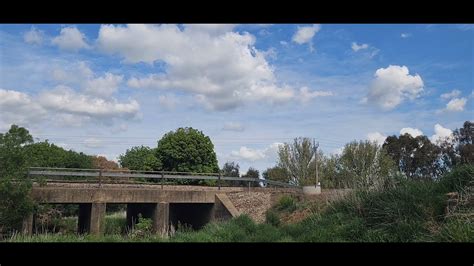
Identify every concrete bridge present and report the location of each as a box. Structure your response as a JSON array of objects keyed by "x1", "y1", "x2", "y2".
[{"x1": 22, "y1": 168, "x2": 301, "y2": 236}]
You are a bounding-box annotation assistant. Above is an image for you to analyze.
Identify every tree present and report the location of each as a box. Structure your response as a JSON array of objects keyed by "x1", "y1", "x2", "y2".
[
  {"x1": 277, "y1": 137, "x2": 320, "y2": 186},
  {"x1": 242, "y1": 167, "x2": 259, "y2": 187},
  {"x1": 383, "y1": 134, "x2": 442, "y2": 180},
  {"x1": 155, "y1": 127, "x2": 219, "y2": 173},
  {"x1": 221, "y1": 161, "x2": 240, "y2": 177},
  {"x1": 262, "y1": 166, "x2": 289, "y2": 183},
  {"x1": 0, "y1": 125, "x2": 33, "y2": 178},
  {"x1": 119, "y1": 146, "x2": 162, "y2": 171},
  {"x1": 440, "y1": 121, "x2": 474, "y2": 168},
  {"x1": 92, "y1": 156, "x2": 119, "y2": 170},
  {"x1": 0, "y1": 125, "x2": 34, "y2": 233},
  {"x1": 24, "y1": 141, "x2": 94, "y2": 169},
  {"x1": 338, "y1": 140, "x2": 396, "y2": 189}
]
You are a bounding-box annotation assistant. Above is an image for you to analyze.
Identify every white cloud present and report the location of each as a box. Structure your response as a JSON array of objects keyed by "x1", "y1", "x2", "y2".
[
  {"x1": 280, "y1": 41, "x2": 288, "y2": 46},
  {"x1": 366, "y1": 65, "x2": 424, "y2": 110},
  {"x1": 292, "y1": 24, "x2": 320, "y2": 45},
  {"x1": 52, "y1": 27, "x2": 89, "y2": 52},
  {"x1": 84, "y1": 73, "x2": 123, "y2": 98},
  {"x1": 401, "y1": 33, "x2": 412, "y2": 38},
  {"x1": 400, "y1": 127, "x2": 423, "y2": 138},
  {"x1": 445, "y1": 97, "x2": 467, "y2": 112},
  {"x1": 158, "y1": 94, "x2": 179, "y2": 110},
  {"x1": 84, "y1": 138, "x2": 103, "y2": 148},
  {"x1": 23, "y1": 27, "x2": 44, "y2": 45},
  {"x1": 99, "y1": 24, "x2": 296, "y2": 110},
  {"x1": 351, "y1": 42, "x2": 369, "y2": 52},
  {"x1": 298, "y1": 87, "x2": 333, "y2": 103},
  {"x1": 230, "y1": 142, "x2": 283, "y2": 162},
  {"x1": 222, "y1": 122, "x2": 244, "y2": 132},
  {"x1": 38, "y1": 86, "x2": 140, "y2": 120},
  {"x1": 367, "y1": 132, "x2": 387, "y2": 146},
  {"x1": 430, "y1": 124, "x2": 453, "y2": 144},
  {"x1": 441, "y1": 89, "x2": 461, "y2": 100},
  {"x1": 0, "y1": 89, "x2": 47, "y2": 127}
]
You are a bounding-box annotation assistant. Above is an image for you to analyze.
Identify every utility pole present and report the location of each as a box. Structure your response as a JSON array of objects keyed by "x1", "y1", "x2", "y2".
[{"x1": 313, "y1": 138, "x2": 319, "y2": 188}]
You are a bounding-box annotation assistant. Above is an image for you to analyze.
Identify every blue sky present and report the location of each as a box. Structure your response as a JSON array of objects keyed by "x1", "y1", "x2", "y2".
[{"x1": 0, "y1": 24, "x2": 472, "y2": 175}]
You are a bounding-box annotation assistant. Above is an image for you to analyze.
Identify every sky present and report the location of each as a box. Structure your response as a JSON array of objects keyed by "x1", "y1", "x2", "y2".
[{"x1": 0, "y1": 24, "x2": 473, "y2": 175}]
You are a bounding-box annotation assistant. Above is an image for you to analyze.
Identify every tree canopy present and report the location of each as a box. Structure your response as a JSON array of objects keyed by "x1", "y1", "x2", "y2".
[
  {"x1": 119, "y1": 146, "x2": 161, "y2": 171},
  {"x1": 155, "y1": 127, "x2": 219, "y2": 173}
]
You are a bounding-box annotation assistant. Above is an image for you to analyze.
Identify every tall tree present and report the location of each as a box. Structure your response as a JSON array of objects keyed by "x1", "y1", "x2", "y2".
[
  {"x1": 242, "y1": 167, "x2": 259, "y2": 187},
  {"x1": 383, "y1": 134, "x2": 442, "y2": 180},
  {"x1": 338, "y1": 140, "x2": 396, "y2": 189},
  {"x1": 155, "y1": 127, "x2": 219, "y2": 173},
  {"x1": 441, "y1": 121, "x2": 474, "y2": 167},
  {"x1": 0, "y1": 125, "x2": 34, "y2": 233},
  {"x1": 277, "y1": 137, "x2": 319, "y2": 186},
  {"x1": 119, "y1": 146, "x2": 161, "y2": 171}
]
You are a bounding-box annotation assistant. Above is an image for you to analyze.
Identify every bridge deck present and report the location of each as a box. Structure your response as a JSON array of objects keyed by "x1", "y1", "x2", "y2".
[{"x1": 31, "y1": 183, "x2": 301, "y2": 204}]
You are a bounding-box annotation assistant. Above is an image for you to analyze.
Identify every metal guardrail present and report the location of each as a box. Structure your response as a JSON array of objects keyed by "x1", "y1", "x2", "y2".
[{"x1": 28, "y1": 167, "x2": 300, "y2": 189}]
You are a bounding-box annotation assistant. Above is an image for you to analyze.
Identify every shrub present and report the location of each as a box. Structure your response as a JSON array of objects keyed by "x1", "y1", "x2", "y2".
[
  {"x1": 265, "y1": 210, "x2": 281, "y2": 227},
  {"x1": 275, "y1": 195, "x2": 297, "y2": 212}
]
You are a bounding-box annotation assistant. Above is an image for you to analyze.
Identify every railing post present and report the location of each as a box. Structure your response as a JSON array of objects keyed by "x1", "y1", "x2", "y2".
[
  {"x1": 161, "y1": 171, "x2": 164, "y2": 189},
  {"x1": 98, "y1": 169, "x2": 102, "y2": 188},
  {"x1": 218, "y1": 172, "x2": 221, "y2": 190}
]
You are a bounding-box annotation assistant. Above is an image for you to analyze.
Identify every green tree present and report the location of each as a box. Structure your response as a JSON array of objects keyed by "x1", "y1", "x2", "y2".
[
  {"x1": 262, "y1": 166, "x2": 289, "y2": 183},
  {"x1": 439, "y1": 121, "x2": 474, "y2": 168},
  {"x1": 338, "y1": 140, "x2": 396, "y2": 190},
  {"x1": 383, "y1": 134, "x2": 442, "y2": 180},
  {"x1": 119, "y1": 146, "x2": 162, "y2": 171},
  {"x1": 277, "y1": 137, "x2": 320, "y2": 186},
  {"x1": 0, "y1": 125, "x2": 34, "y2": 233},
  {"x1": 221, "y1": 161, "x2": 240, "y2": 177},
  {"x1": 155, "y1": 127, "x2": 219, "y2": 173}
]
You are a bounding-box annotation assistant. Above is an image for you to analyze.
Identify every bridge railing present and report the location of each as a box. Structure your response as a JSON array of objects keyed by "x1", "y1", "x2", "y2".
[{"x1": 28, "y1": 167, "x2": 300, "y2": 189}]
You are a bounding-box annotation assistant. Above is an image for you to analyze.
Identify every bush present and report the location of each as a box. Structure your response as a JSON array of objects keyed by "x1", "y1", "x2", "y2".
[
  {"x1": 438, "y1": 164, "x2": 474, "y2": 194},
  {"x1": 265, "y1": 210, "x2": 281, "y2": 227},
  {"x1": 0, "y1": 179, "x2": 34, "y2": 234},
  {"x1": 274, "y1": 195, "x2": 297, "y2": 212}
]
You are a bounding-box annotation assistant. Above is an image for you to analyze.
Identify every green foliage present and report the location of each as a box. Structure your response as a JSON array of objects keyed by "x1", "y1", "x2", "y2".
[
  {"x1": 437, "y1": 164, "x2": 474, "y2": 194},
  {"x1": 221, "y1": 161, "x2": 240, "y2": 177},
  {"x1": 119, "y1": 145, "x2": 162, "y2": 171},
  {"x1": 263, "y1": 166, "x2": 289, "y2": 183},
  {"x1": 338, "y1": 140, "x2": 396, "y2": 190},
  {"x1": 383, "y1": 134, "x2": 442, "y2": 180},
  {"x1": 265, "y1": 210, "x2": 281, "y2": 227},
  {"x1": 277, "y1": 137, "x2": 320, "y2": 186},
  {"x1": 156, "y1": 127, "x2": 219, "y2": 173},
  {"x1": 0, "y1": 179, "x2": 34, "y2": 233},
  {"x1": 274, "y1": 195, "x2": 297, "y2": 212},
  {"x1": 24, "y1": 141, "x2": 94, "y2": 169},
  {"x1": 105, "y1": 214, "x2": 126, "y2": 235}
]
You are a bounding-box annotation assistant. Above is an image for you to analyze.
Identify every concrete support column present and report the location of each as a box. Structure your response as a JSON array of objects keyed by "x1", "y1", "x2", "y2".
[
  {"x1": 153, "y1": 202, "x2": 169, "y2": 237},
  {"x1": 22, "y1": 213, "x2": 34, "y2": 236},
  {"x1": 78, "y1": 203, "x2": 106, "y2": 235},
  {"x1": 90, "y1": 203, "x2": 106, "y2": 236}
]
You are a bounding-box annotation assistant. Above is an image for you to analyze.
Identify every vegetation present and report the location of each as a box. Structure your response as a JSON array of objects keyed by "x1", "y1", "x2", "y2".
[{"x1": 118, "y1": 145, "x2": 161, "y2": 171}]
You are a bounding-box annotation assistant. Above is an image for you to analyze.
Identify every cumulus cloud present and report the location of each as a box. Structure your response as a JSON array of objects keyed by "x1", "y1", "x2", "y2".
[
  {"x1": 23, "y1": 27, "x2": 44, "y2": 45},
  {"x1": 367, "y1": 132, "x2": 387, "y2": 146},
  {"x1": 38, "y1": 86, "x2": 139, "y2": 120},
  {"x1": 292, "y1": 24, "x2": 320, "y2": 44},
  {"x1": 0, "y1": 89, "x2": 48, "y2": 127},
  {"x1": 84, "y1": 73, "x2": 123, "y2": 98},
  {"x1": 351, "y1": 42, "x2": 369, "y2": 52},
  {"x1": 441, "y1": 89, "x2": 461, "y2": 100},
  {"x1": 230, "y1": 142, "x2": 283, "y2": 162},
  {"x1": 99, "y1": 24, "x2": 297, "y2": 110},
  {"x1": 430, "y1": 124, "x2": 453, "y2": 144},
  {"x1": 366, "y1": 65, "x2": 424, "y2": 110},
  {"x1": 445, "y1": 97, "x2": 467, "y2": 112},
  {"x1": 52, "y1": 27, "x2": 90, "y2": 51},
  {"x1": 400, "y1": 127, "x2": 423, "y2": 138},
  {"x1": 222, "y1": 122, "x2": 244, "y2": 132}
]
